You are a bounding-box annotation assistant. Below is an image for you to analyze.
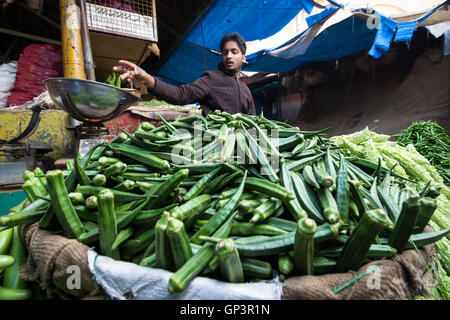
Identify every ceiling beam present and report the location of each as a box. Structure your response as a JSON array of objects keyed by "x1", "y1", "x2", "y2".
[{"x1": 0, "y1": 27, "x2": 61, "y2": 45}]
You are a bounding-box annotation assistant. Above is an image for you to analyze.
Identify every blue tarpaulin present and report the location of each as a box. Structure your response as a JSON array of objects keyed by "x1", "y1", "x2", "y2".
[
  {"x1": 154, "y1": 0, "x2": 449, "y2": 85},
  {"x1": 246, "y1": 15, "x2": 376, "y2": 73},
  {"x1": 185, "y1": 0, "x2": 311, "y2": 47},
  {"x1": 156, "y1": 0, "x2": 311, "y2": 85}
]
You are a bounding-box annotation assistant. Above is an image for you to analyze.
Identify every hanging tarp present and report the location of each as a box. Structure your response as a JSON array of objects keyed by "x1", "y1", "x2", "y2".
[
  {"x1": 155, "y1": 0, "x2": 450, "y2": 85},
  {"x1": 247, "y1": 0, "x2": 450, "y2": 67},
  {"x1": 246, "y1": 10, "x2": 376, "y2": 72},
  {"x1": 156, "y1": 0, "x2": 312, "y2": 84}
]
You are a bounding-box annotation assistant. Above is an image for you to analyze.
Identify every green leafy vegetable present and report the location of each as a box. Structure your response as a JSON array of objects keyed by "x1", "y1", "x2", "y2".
[
  {"x1": 105, "y1": 72, "x2": 121, "y2": 88},
  {"x1": 394, "y1": 121, "x2": 450, "y2": 186}
]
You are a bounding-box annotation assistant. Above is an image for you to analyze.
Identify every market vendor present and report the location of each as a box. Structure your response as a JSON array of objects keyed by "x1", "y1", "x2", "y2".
[{"x1": 113, "y1": 32, "x2": 256, "y2": 116}]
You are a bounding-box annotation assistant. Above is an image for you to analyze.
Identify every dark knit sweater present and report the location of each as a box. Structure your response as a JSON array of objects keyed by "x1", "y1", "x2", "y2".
[{"x1": 152, "y1": 64, "x2": 256, "y2": 116}]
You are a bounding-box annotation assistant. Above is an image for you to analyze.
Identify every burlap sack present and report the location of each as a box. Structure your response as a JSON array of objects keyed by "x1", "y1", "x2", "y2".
[
  {"x1": 18, "y1": 223, "x2": 108, "y2": 300},
  {"x1": 283, "y1": 240, "x2": 437, "y2": 300},
  {"x1": 18, "y1": 223, "x2": 439, "y2": 300}
]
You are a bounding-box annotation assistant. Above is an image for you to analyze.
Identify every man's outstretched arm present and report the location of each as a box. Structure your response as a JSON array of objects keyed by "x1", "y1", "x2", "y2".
[
  {"x1": 113, "y1": 60, "x2": 209, "y2": 106},
  {"x1": 113, "y1": 60, "x2": 156, "y2": 89}
]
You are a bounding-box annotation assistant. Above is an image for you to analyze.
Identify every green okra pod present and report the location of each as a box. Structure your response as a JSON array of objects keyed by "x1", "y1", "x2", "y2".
[
  {"x1": 98, "y1": 189, "x2": 120, "y2": 260},
  {"x1": 293, "y1": 218, "x2": 317, "y2": 275},
  {"x1": 388, "y1": 194, "x2": 421, "y2": 253},
  {"x1": 216, "y1": 238, "x2": 244, "y2": 283},
  {"x1": 45, "y1": 170, "x2": 85, "y2": 239},
  {"x1": 414, "y1": 197, "x2": 438, "y2": 234},
  {"x1": 167, "y1": 217, "x2": 193, "y2": 270},
  {"x1": 155, "y1": 212, "x2": 175, "y2": 271},
  {"x1": 336, "y1": 209, "x2": 390, "y2": 272}
]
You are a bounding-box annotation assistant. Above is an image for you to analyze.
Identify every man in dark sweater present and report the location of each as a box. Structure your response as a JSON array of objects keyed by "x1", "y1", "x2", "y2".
[{"x1": 113, "y1": 32, "x2": 256, "y2": 116}]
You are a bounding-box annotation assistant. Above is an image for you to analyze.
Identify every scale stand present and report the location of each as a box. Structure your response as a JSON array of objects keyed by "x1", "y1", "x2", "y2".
[
  {"x1": 68, "y1": 121, "x2": 111, "y2": 158},
  {"x1": 0, "y1": 105, "x2": 53, "y2": 188}
]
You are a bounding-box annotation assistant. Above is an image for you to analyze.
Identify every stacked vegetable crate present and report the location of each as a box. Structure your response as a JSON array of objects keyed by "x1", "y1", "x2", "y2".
[{"x1": 1, "y1": 111, "x2": 448, "y2": 297}]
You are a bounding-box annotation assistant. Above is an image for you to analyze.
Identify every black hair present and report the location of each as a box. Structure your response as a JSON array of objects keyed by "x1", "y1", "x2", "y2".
[{"x1": 220, "y1": 32, "x2": 247, "y2": 55}]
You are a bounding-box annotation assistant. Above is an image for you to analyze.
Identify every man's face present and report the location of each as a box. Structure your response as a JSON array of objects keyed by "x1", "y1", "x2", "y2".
[{"x1": 221, "y1": 40, "x2": 246, "y2": 75}]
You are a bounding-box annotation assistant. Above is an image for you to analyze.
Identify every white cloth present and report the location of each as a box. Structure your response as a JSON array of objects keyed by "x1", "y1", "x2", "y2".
[
  {"x1": 87, "y1": 249, "x2": 283, "y2": 300},
  {"x1": 0, "y1": 61, "x2": 17, "y2": 108},
  {"x1": 425, "y1": 21, "x2": 450, "y2": 38}
]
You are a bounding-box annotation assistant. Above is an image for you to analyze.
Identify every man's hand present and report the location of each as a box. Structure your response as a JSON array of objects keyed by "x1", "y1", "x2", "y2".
[{"x1": 112, "y1": 60, "x2": 155, "y2": 89}]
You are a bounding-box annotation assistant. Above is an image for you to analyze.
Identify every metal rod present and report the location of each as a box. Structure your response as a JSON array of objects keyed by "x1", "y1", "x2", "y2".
[
  {"x1": 3, "y1": 37, "x2": 18, "y2": 58},
  {"x1": 77, "y1": 0, "x2": 96, "y2": 81},
  {"x1": 152, "y1": 0, "x2": 158, "y2": 42},
  {"x1": 0, "y1": 27, "x2": 61, "y2": 45},
  {"x1": 277, "y1": 73, "x2": 282, "y2": 121}
]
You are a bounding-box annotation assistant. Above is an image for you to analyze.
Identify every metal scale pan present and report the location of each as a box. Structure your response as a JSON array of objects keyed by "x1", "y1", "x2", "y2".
[
  {"x1": 44, "y1": 77, "x2": 142, "y2": 156},
  {"x1": 44, "y1": 77, "x2": 141, "y2": 123}
]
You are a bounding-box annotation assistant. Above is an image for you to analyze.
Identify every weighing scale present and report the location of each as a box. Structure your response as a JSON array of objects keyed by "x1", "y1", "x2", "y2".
[{"x1": 44, "y1": 77, "x2": 141, "y2": 157}]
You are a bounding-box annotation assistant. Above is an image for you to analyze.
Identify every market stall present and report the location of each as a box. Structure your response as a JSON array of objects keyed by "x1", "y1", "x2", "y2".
[
  {"x1": 0, "y1": 0, "x2": 449, "y2": 303},
  {"x1": 1, "y1": 112, "x2": 448, "y2": 301}
]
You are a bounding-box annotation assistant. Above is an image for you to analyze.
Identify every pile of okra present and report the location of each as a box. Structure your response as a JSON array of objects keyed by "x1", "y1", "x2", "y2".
[{"x1": 2, "y1": 110, "x2": 449, "y2": 294}]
